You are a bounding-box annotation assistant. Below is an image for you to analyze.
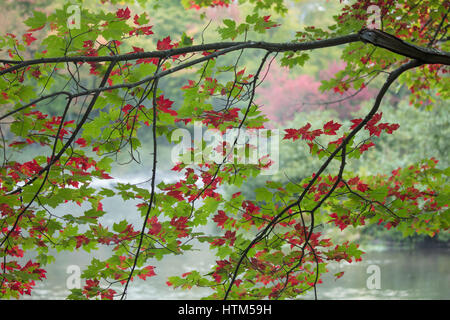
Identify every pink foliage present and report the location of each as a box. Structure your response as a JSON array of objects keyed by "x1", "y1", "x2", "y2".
[
  {"x1": 205, "y1": 3, "x2": 240, "y2": 22},
  {"x1": 256, "y1": 61, "x2": 376, "y2": 124}
]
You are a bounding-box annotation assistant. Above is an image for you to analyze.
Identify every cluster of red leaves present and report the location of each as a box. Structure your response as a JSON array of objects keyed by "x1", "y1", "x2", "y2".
[
  {"x1": 283, "y1": 113, "x2": 399, "y2": 157},
  {"x1": 96, "y1": 223, "x2": 140, "y2": 249},
  {"x1": 284, "y1": 119, "x2": 342, "y2": 142},
  {"x1": 325, "y1": 241, "x2": 363, "y2": 263},
  {"x1": 0, "y1": 260, "x2": 47, "y2": 297},
  {"x1": 116, "y1": 8, "x2": 154, "y2": 36},
  {"x1": 204, "y1": 209, "x2": 364, "y2": 298},
  {"x1": 166, "y1": 166, "x2": 222, "y2": 203},
  {"x1": 83, "y1": 279, "x2": 116, "y2": 300},
  {"x1": 327, "y1": 158, "x2": 446, "y2": 233},
  {"x1": 329, "y1": 212, "x2": 366, "y2": 231},
  {"x1": 350, "y1": 112, "x2": 400, "y2": 137},
  {"x1": 189, "y1": 0, "x2": 230, "y2": 10},
  {"x1": 156, "y1": 95, "x2": 177, "y2": 116},
  {"x1": 201, "y1": 108, "x2": 240, "y2": 128},
  {"x1": 213, "y1": 209, "x2": 236, "y2": 229}
]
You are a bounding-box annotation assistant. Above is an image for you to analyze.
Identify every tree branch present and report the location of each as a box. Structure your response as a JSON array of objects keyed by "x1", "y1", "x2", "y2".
[{"x1": 223, "y1": 58, "x2": 423, "y2": 300}]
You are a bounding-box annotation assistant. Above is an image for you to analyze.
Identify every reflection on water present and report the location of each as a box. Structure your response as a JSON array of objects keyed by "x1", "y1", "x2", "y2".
[
  {"x1": 22, "y1": 246, "x2": 449, "y2": 300},
  {"x1": 308, "y1": 246, "x2": 450, "y2": 300}
]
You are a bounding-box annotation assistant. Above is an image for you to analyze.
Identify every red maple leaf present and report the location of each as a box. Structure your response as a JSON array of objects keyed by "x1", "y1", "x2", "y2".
[
  {"x1": 283, "y1": 123, "x2": 316, "y2": 141},
  {"x1": 156, "y1": 95, "x2": 177, "y2": 116},
  {"x1": 133, "y1": 14, "x2": 141, "y2": 25},
  {"x1": 283, "y1": 128, "x2": 301, "y2": 141},
  {"x1": 224, "y1": 230, "x2": 236, "y2": 246},
  {"x1": 116, "y1": 7, "x2": 131, "y2": 20},
  {"x1": 349, "y1": 118, "x2": 363, "y2": 130},
  {"x1": 138, "y1": 266, "x2": 156, "y2": 280},
  {"x1": 167, "y1": 190, "x2": 184, "y2": 201},
  {"x1": 148, "y1": 216, "x2": 162, "y2": 236},
  {"x1": 23, "y1": 33, "x2": 37, "y2": 46},
  {"x1": 213, "y1": 210, "x2": 228, "y2": 228},
  {"x1": 357, "y1": 182, "x2": 369, "y2": 192},
  {"x1": 31, "y1": 68, "x2": 41, "y2": 78},
  {"x1": 323, "y1": 120, "x2": 342, "y2": 135},
  {"x1": 170, "y1": 216, "x2": 189, "y2": 236},
  {"x1": 75, "y1": 235, "x2": 90, "y2": 249},
  {"x1": 232, "y1": 192, "x2": 241, "y2": 199},
  {"x1": 211, "y1": 238, "x2": 226, "y2": 246},
  {"x1": 347, "y1": 176, "x2": 360, "y2": 185},
  {"x1": 359, "y1": 141, "x2": 375, "y2": 152},
  {"x1": 263, "y1": 15, "x2": 271, "y2": 22},
  {"x1": 334, "y1": 271, "x2": 345, "y2": 280},
  {"x1": 122, "y1": 104, "x2": 134, "y2": 114},
  {"x1": 75, "y1": 138, "x2": 87, "y2": 147},
  {"x1": 157, "y1": 36, "x2": 174, "y2": 51}
]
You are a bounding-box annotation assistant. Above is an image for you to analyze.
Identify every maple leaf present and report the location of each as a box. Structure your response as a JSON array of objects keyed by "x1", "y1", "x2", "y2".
[
  {"x1": 334, "y1": 271, "x2": 345, "y2": 281},
  {"x1": 170, "y1": 217, "x2": 189, "y2": 237},
  {"x1": 83, "y1": 40, "x2": 93, "y2": 48},
  {"x1": 213, "y1": 210, "x2": 228, "y2": 228},
  {"x1": 6, "y1": 246, "x2": 24, "y2": 257},
  {"x1": 156, "y1": 95, "x2": 177, "y2": 116},
  {"x1": 359, "y1": 141, "x2": 375, "y2": 152},
  {"x1": 357, "y1": 182, "x2": 369, "y2": 192},
  {"x1": 382, "y1": 123, "x2": 400, "y2": 134},
  {"x1": 148, "y1": 216, "x2": 162, "y2": 236},
  {"x1": 167, "y1": 190, "x2": 184, "y2": 201},
  {"x1": 122, "y1": 104, "x2": 134, "y2": 114},
  {"x1": 116, "y1": 7, "x2": 131, "y2": 20},
  {"x1": 23, "y1": 33, "x2": 37, "y2": 46},
  {"x1": 133, "y1": 14, "x2": 141, "y2": 25},
  {"x1": 323, "y1": 120, "x2": 342, "y2": 135},
  {"x1": 263, "y1": 15, "x2": 271, "y2": 22},
  {"x1": 1, "y1": 92, "x2": 9, "y2": 100},
  {"x1": 299, "y1": 123, "x2": 312, "y2": 134},
  {"x1": 100, "y1": 172, "x2": 113, "y2": 179},
  {"x1": 347, "y1": 176, "x2": 360, "y2": 185},
  {"x1": 303, "y1": 128, "x2": 323, "y2": 141},
  {"x1": 366, "y1": 112, "x2": 382, "y2": 127},
  {"x1": 75, "y1": 235, "x2": 90, "y2": 249},
  {"x1": 350, "y1": 118, "x2": 363, "y2": 130},
  {"x1": 284, "y1": 123, "x2": 318, "y2": 141},
  {"x1": 171, "y1": 162, "x2": 183, "y2": 172},
  {"x1": 100, "y1": 289, "x2": 116, "y2": 300},
  {"x1": 31, "y1": 68, "x2": 41, "y2": 78},
  {"x1": 211, "y1": 238, "x2": 226, "y2": 246},
  {"x1": 224, "y1": 230, "x2": 236, "y2": 246},
  {"x1": 138, "y1": 266, "x2": 156, "y2": 280},
  {"x1": 283, "y1": 128, "x2": 301, "y2": 141},
  {"x1": 157, "y1": 36, "x2": 174, "y2": 51},
  {"x1": 75, "y1": 138, "x2": 87, "y2": 147}
]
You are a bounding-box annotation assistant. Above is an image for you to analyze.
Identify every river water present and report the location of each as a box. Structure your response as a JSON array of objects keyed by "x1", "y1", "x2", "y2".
[
  {"x1": 21, "y1": 245, "x2": 449, "y2": 300},
  {"x1": 16, "y1": 174, "x2": 450, "y2": 300}
]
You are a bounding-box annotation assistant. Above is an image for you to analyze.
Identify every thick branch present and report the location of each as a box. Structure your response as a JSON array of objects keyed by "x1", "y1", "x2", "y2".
[
  {"x1": 1, "y1": 29, "x2": 448, "y2": 78},
  {"x1": 359, "y1": 28, "x2": 450, "y2": 65}
]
